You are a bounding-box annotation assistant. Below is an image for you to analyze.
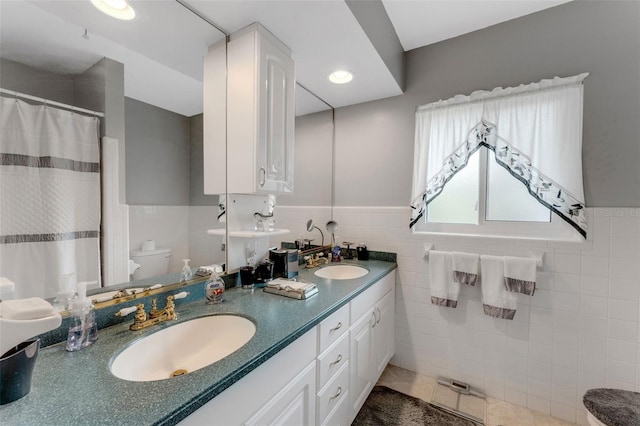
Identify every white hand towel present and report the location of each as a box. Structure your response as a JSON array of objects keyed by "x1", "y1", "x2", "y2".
[
  {"x1": 0, "y1": 297, "x2": 55, "y2": 320},
  {"x1": 451, "y1": 251, "x2": 479, "y2": 286},
  {"x1": 503, "y1": 256, "x2": 537, "y2": 296},
  {"x1": 480, "y1": 255, "x2": 517, "y2": 320},
  {"x1": 267, "y1": 279, "x2": 316, "y2": 295},
  {"x1": 429, "y1": 251, "x2": 459, "y2": 308}
]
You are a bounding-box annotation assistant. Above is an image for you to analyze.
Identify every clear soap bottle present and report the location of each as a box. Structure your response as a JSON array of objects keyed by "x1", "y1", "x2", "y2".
[
  {"x1": 181, "y1": 259, "x2": 193, "y2": 282},
  {"x1": 205, "y1": 265, "x2": 225, "y2": 304},
  {"x1": 66, "y1": 281, "x2": 98, "y2": 352}
]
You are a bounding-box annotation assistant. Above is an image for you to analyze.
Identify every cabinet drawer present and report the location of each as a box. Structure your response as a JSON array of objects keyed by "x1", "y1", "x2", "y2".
[
  {"x1": 320, "y1": 386, "x2": 350, "y2": 426},
  {"x1": 350, "y1": 271, "x2": 394, "y2": 321},
  {"x1": 318, "y1": 304, "x2": 349, "y2": 353},
  {"x1": 317, "y1": 361, "x2": 349, "y2": 425},
  {"x1": 317, "y1": 331, "x2": 349, "y2": 389}
]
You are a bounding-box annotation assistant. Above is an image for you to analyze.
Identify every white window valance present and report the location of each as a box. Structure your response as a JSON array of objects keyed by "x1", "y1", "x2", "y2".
[{"x1": 410, "y1": 73, "x2": 588, "y2": 238}]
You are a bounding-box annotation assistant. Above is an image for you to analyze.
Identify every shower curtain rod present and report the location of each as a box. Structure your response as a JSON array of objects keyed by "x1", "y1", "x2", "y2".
[{"x1": 0, "y1": 88, "x2": 105, "y2": 117}]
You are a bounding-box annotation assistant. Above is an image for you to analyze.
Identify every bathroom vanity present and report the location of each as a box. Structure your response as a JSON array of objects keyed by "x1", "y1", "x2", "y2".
[{"x1": 0, "y1": 259, "x2": 396, "y2": 426}]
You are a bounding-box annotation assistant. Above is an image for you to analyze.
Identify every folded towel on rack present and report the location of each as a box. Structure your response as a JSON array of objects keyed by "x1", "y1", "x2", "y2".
[
  {"x1": 429, "y1": 251, "x2": 459, "y2": 308},
  {"x1": 480, "y1": 255, "x2": 517, "y2": 320},
  {"x1": 452, "y1": 251, "x2": 479, "y2": 286},
  {"x1": 503, "y1": 256, "x2": 537, "y2": 296}
]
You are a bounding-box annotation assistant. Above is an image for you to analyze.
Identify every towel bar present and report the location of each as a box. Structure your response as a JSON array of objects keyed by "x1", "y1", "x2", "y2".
[
  {"x1": 423, "y1": 245, "x2": 544, "y2": 269},
  {"x1": 422, "y1": 243, "x2": 434, "y2": 260}
]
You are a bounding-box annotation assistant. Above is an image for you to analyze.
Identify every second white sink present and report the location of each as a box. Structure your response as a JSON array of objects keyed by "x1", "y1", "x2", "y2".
[
  {"x1": 110, "y1": 315, "x2": 256, "y2": 382},
  {"x1": 314, "y1": 265, "x2": 369, "y2": 280}
]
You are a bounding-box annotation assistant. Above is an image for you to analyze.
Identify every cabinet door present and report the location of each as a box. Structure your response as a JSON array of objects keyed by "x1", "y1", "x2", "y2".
[
  {"x1": 256, "y1": 32, "x2": 294, "y2": 194},
  {"x1": 245, "y1": 361, "x2": 316, "y2": 426},
  {"x1": 348, "y1": 308, "x2": 375, "y2": 418},
  {"x1": 373, "y1": 290, "x2": 395, "y2": 377}
]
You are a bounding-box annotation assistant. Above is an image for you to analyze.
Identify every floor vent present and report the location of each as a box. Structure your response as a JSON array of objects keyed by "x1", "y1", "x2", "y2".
[{"x1": 431, "y1": 377, "x2": 486, "y2": 425}]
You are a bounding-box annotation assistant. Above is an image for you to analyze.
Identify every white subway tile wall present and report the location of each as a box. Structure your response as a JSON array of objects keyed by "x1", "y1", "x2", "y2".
[{"x1": 273, "y1": 206, "x2": 640, "y2": 426}]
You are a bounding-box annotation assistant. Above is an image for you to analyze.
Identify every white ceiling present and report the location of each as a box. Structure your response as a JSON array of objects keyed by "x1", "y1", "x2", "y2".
[{"x1": 0, "y1": 0, "x2": 570, "y2": 117}]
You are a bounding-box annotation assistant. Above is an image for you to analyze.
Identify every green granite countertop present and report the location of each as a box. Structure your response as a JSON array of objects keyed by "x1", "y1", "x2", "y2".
[{"x1": 1, "y1": 259, "x2": 396, "y2": 426}]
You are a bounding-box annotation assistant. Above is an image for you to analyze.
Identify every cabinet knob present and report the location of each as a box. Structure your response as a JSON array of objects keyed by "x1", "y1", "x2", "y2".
[
  {"x1": 375, "y1": 307, "x2": 381, "y2": 324},
  {"x1": 330, "y1": 322, "x2": 342, "y2": 332},
  {"x1": 371, "y1": 311, "x2": 377, "y2": 328}
]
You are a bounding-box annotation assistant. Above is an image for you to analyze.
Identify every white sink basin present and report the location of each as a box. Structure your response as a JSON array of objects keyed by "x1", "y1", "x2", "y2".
[
  {"x1": 314, "y1": 265, "x2": 369, "y2": 280},
  {"x1": 110, "y1": 315, "x2": 256, "y2": 382}
]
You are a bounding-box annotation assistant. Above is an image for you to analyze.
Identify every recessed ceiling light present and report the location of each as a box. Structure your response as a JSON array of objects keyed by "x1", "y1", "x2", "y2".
[
  {"x1": 329, "y1": 70, "x2": 354, "y2": 84},
  {"x1": 90, "y1": 0, "x2": 136, "y2": 21}
]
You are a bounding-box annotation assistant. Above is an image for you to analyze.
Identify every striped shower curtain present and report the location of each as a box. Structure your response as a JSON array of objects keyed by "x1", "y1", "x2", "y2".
[{"x1": 0, "y1": 96, "x2": 101, "y2": 299}]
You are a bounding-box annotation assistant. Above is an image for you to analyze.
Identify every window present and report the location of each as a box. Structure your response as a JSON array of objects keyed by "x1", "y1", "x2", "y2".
[{"x1": 410, "y1": 74, "x2": 588, "y2": 240}]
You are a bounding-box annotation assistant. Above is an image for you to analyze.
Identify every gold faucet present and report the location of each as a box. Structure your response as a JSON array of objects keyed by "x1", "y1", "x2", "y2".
[
  {"x1": 304, "y1": 253, "x2": 329, "y2": 268},
  {"x1": 117, "y1": 295, "x2": 178, "y2": 331}
]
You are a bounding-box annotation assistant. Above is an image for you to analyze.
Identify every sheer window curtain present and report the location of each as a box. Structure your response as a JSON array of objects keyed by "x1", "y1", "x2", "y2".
[
  {"x1": 410, "y1": 73, "x2": 588, "y2": 238},
  {"x1": 0, "y1": 97, "x2": 101, "y2": 298}
]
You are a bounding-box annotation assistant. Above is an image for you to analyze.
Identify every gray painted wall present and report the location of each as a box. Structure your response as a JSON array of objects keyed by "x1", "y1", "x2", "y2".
[
  {"x1": 279, "y1": 110, "x2": 334, "y2": 206},
  {"x1": 125, "y1": 98, "x2": 190, "y2": 205},
  {"x1": 75, "y1": 58, "x2": 126, "y2": 204},
  {"x1": 334, "y1": 0, "x2": 640, "y2": 207},
  {"x1": 346, "y1": 0, "x2": 405, "y2": 91},
  {"x1": 0, "y1": 58, "x2": 75, "y2": 104},
  {"x1": 190, "y1": 113, "x2": 219, "y2": 206}
]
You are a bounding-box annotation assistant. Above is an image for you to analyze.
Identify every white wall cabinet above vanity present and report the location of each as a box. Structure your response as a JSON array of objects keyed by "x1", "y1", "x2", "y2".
[
  {"x1": 179, "y1": 270, "x2": 395, "y2": 426},
  {"x1": 204, "y1": 23, "x2": 295, "y2": 195}
]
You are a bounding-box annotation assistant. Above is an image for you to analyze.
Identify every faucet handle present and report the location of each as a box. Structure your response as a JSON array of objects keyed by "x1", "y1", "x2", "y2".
[{"x1": 115, "y1": 306, "x2": 137, "y2": 317}]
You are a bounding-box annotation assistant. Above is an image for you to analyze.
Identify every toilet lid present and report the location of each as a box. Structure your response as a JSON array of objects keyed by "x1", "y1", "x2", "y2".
[
  {"x1": 130, "y1": 248, "x2": 171, "y2": 257},
  {"x1": 583, "y1": 388, "x2": 640, "y2": 426}
]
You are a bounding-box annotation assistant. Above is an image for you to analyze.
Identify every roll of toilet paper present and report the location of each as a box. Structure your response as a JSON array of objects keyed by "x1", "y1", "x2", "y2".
[{"x1": 141, "y1": 240, "x2": 156, "y2": 251}]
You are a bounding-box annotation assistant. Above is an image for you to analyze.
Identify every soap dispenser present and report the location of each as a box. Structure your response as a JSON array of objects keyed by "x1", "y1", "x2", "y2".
[
  {"x1": 181, "y1": 259, "x2": 193, "y2": 282},
  {"x1": 204, "y1": 265, "x2": 225, "y2": 304},
  {"x1": 65, "y1": 282, "x2": 98, "y2": 352}
]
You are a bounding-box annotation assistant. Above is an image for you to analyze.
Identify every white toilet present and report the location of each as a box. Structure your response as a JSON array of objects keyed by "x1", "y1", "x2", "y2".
[{"x1": 129, "y1": 248, "x2": 172, "y2": 280}]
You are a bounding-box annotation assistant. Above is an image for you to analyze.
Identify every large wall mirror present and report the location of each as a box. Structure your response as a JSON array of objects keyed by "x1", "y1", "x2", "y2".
[{"x1": 0, "y1": 0, "x2": 333, "y2": 306}]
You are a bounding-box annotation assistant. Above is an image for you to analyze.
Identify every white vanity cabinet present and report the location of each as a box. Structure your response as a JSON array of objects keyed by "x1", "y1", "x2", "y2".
[
  {"x1": 348, "y1": 271, "x2": 395, "y2": 424},
  {"x1": 316, "y1": 304, "x2": 350, "y2": 425},
  {"x1": 178, "y1": 328, "x2": 316, "y2": 426},
  {"x1": 245, "y1": 361, "x2": 316, "y2": 426},
  {"x1": 203, "y1": 23, "x2": 295, "y2": 195},
  {"x1": 179, "y1": 270, "x2": 395, "y2": 426}
]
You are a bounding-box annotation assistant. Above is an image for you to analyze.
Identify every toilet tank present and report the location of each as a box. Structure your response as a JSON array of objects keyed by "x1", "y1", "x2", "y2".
[{"x1": 130, "y1": 248, "x2": 172, "y2": 280}]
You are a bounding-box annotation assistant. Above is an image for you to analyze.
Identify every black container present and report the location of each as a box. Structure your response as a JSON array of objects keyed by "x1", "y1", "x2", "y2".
[
  {"x1": 269, "y1": 249, "x2": 288, "y2": 278},
  {"x1": 255, "y1": 260, "x2": 274, "y2": 285},
  {"x1": 239, "y1": 266, "x2": 255, "y2": 289},
  {"x1": 356, "y1": 245, "x2": 369, "y2": 261},
  {"x1": 0, "y1": 338, "x2": 40, "y2": 405}
]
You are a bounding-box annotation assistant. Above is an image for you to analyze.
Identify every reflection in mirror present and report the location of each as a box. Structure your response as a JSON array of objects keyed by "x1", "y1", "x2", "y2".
[
  {"x1": 263, "y1": 85, "x2": 335, "y2": 266},
  {"x1": 0, "y1": 1, "x2": 335, "y2": 308},
  {"x1": 0, "y1": 0, "x2": 224, "y2": 302},
  {"x1": 221, "y1": 82, "x2": 334, "y2": 273},
  {"x1": 306, "y1": 219, "x2": 325, "y2": 247}
]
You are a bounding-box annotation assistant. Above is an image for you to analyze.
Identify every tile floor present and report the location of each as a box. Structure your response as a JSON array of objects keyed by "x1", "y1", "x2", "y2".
[{"x1": 377, "y1": 364, "x2": 575, "y2": 426}]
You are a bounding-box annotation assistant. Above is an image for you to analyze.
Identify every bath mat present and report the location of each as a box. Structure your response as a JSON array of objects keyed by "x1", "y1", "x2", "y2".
[{"x1": 352, "y1": 386, "x2": 477, "y2": 426}]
